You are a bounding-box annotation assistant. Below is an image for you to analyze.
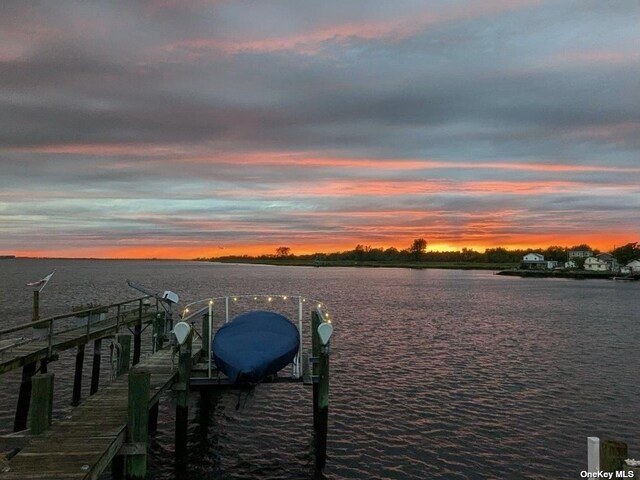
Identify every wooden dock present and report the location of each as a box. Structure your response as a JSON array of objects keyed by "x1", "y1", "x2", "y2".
[
  {"x1": 0, "y1": 346, "x2": 195, "y2": 479},
  {"x1": 0, "y1": 292, "x2": 333, "y2": 478}
]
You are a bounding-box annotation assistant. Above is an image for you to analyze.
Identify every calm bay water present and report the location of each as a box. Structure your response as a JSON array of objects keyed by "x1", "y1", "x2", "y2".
[{"x1": 0, "y1": 259, "x2": 638, "y2": 479}]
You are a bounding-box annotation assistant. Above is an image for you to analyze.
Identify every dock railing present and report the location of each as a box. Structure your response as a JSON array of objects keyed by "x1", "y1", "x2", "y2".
[{"x1": 0, "y1": 295, "x2": 156, "y2": 362}]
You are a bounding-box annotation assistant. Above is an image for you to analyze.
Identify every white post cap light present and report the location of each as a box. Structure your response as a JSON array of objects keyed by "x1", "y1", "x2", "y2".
[
  {"x1": 318, "y1": 322, "x2": 333, "y2": 346},
  {"x1": 173, "y1": 322, "x2": 191, "y2": 345}
]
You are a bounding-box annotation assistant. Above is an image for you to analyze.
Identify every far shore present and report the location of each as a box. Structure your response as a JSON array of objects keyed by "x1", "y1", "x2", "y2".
[{"x1": 204, "y1": 258, "x2": 517, "y2": 270}]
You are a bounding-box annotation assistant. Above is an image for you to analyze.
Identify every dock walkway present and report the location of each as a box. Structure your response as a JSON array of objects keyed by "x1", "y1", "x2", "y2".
[
  {"x1": 0, "y1": 306, "x2": 155, "y2": 375},
  {"x1": 1, "y1": 345, "x2": 198, "y2": 479}
]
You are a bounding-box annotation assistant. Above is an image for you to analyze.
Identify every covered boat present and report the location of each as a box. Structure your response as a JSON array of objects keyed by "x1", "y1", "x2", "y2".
[{"x1": 212, "y1": 310, "x2": 300, "y2": 385}]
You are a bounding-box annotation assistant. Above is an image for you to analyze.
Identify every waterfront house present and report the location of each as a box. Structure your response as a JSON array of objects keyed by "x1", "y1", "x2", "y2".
[
  {"x1": 565, "y1": 260, "x2": 577, "y2": 269},
  {"x1": 584, "y1": 256, "x2": 607, "y2": 271},
  {"x1": 521, "y1": 253, "x2": 556, "y2": 270},
  {"x1": 597, "y1": 253, "x2": 619, "y2": 272},
  {"x1": 584, "y1": 254, "x2": 619, "y2": 272},
  {"x1": 568, "y1": 250, "x2": 592, "y2": 259},
  {"x1": 627, "y1": 259, "x2": 640, "y2": 273}
]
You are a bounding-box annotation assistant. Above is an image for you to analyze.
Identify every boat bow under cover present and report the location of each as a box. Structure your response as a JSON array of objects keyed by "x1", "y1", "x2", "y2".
[{"x1": 212, "y1": 310, "x2": 300, "y2": 384}]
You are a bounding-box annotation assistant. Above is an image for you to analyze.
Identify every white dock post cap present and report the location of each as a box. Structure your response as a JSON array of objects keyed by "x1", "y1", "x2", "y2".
[
  {"x1": 587, "y1": 436, "x2": 600, "y2": 472},
  {"x1": 173, "y1": 322, "x2": 191, "y2": 345},
  {"x1": 162, "y1": 291, "x2": 179, "y2": 304},
  {"x1": 318, "y1": 323, "x2": 333, "y2": 346}
]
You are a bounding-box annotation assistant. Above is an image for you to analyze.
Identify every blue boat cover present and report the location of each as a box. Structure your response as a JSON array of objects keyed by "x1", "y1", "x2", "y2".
[{"x1": 212, "y1": 310, "x2": 300, "y2": 385}]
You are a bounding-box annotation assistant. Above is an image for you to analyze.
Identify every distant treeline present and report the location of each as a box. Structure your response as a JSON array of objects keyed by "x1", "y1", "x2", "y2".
[{"x1": 197, "y1": 241, "x2": 639, "y2": 265}]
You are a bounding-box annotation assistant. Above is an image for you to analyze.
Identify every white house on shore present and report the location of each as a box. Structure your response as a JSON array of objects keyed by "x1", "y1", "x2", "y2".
[
  {"x1": 522, "y1": 253, "x2": 558, "y2": 270},
  {"x1": 584, "y1": 257, "x2": 608, "y2": 271},
  {"x1": 626, "y1": 259, "x2": 640, "y2": 273},
  {"x1": 584, "y1": 253, "x2": 619, "y2": 272}
]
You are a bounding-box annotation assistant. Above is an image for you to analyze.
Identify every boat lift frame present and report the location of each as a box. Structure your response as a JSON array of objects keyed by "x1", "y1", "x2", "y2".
[{"x1": 180, "y1": 294, "x2": 329, "y2": 383}]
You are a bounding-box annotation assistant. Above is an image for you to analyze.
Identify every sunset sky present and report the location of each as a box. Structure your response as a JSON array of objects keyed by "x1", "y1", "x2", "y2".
[{"x1": 1, "y1": 1, "x2": 639, "y2": 258}]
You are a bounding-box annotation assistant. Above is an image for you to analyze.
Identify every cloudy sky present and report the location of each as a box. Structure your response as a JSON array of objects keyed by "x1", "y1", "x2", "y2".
[{"x1": 1, "y1": 0, "x2": 639, "y2": 258}]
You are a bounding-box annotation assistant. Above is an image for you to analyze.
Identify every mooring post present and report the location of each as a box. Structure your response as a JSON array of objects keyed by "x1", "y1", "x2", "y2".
[
  {"x1": 152, "y1": 312, "x2": 165, "y2": 353},
  {"x1": 127, "y1": 369, "x2": 151, "y2": 480},
  {"x1": 117, "y1": 334, "x2": 132, "y2": 376},
  {"x1": 133, "y1": 299, "x2": 143, "y2": 365},
  {"x1": 600, "y1": 439, "x2": 628, "y2": 473},
  {"x1": 311, "y1": 310, "x2": 330, "y2": 470},
  {"x1": 148, "y1": 401, "x2": 159, "y2": 434},
  {"x1": 311, "y1": 310, "x2": 321, "y2": 432},
  {"x1": 201, "y1": 312, "x2": 210, "y2": 358},
  {"x1": 71, "y1": 344, "x2": 86, "y2": 406},
  {"x1": 14, "y1": 362, "x2": 37, "y2": 432},
  {"x1": 175, "y1": 331, "x2": 193, "y2": 470},
  {"x1": 90, "y1": 338, "x2": 102, "y2": 395},
  {"x1": 30, "y1": 373, "x2": 54, "y2": 434}
]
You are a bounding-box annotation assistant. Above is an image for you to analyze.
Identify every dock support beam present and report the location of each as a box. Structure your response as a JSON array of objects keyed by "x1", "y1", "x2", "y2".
[
  {"x1": 90, "y1": 339, "x2": 102, "y2": 395},
  {"x1": 71, "y1": 344, "x2": 85, "y2": 406},
  {"x1": 30, "y1": 373, "x2": 54, "y2": 434},
  {"x1": 175, "y1": 331, "x2": 193, "y2": 471},
  {"x1": 117, "y1": 334, "x2": 132, "y2": 376},
  {"x1": 311, "y1": 310, "x2": 330, "y2": 470},
  {"x1": 127, "y1": 369, "x2": 150, "y2": 480},
  {"x1": 14, "y1": 362, "x2": 36, "y2": 432}
]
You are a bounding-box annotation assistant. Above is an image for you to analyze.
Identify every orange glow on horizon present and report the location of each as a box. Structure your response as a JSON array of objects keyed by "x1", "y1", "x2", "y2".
[{"x1": 9, "y1": 230, "x2": 635, "y2": 260}]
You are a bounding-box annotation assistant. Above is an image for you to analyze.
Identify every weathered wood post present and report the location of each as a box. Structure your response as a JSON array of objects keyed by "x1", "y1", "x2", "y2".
[
  {"x1": 600, "y1": 439, "x2": 628, "y2": 473},
  {"x1": 311, "y1": 309, "x2": 331, "y2": 470},
  {"x1": 127, "y1": 369, "x2": 151, "y2": 480},
  {"x1": 175, "y1": 330, "x2": 193, "y2": 470},
  {"x1": 90, "y1": 339, "x2": 102, "y2": 395},
  {"x1": 311, "y1": 310, "x2": 320, "y2": 431},
  {"x1": 30, "y1": 373, "x2": 54, "y2": 434},
  {"x1": 116, "y1": 334, "x2": 132, "y2": 376},
  {"x1": 71, "y1": 344, "x2": 86, "y2": 406},
  {"x1": 32, "y1": 290, "x2": 39, "y2": 323},
  {"x1": 14, "y1": 362, "x2": 36, "y2": 432},
  {"x1": 148, "y1": 401, "x2": 159, "y2": 434},
  {"x1": 201, "y1": 312, "x2": 210, "y2": 357},
  {"x1": 133, "y1": 299, "x2": 143, "y2": 365},
  {"x1": 152, "y1": 312, "x2": 166, "y2": 353}
]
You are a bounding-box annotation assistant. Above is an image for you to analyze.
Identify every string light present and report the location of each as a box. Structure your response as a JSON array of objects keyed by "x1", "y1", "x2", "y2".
[
  {"x1": 209, "y1": 300, "x2": 213, "y2": 305},
  {"x1": 282, "y1": 296, "x2": 287, "y2": 300},
  {"x1": 233, "y1": 297, "x2": 238, "y2": 302},
  {"x1": 268, "y1": 297, "x2": 272, "y2": 302}
]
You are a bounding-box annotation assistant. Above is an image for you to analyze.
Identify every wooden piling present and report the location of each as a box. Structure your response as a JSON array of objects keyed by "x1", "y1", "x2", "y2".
[
  {"x1": 311, "y1": 310, "x2": 320, "y2": 431},
  {"x1": 13, "y1": 362, "x2": 36, "y2": 432},
  {"x1": 152, "y1": 312, "x2": 165, "y2": 352},
  {"x1": 600, "y1": 439, "x2": 628, "y2": 473},
  {"x1": 127, "y1": 369, "x2": 151, "y2": 480},
  {"x1": 311, "y1": 310, "x2": 330, "y2": 470},
  {"x1": 29, "y1": 373, "x2": 54, "y2": 435},
  {"x1": 175, "y1": 331, "x2": 193, "y2": 470},
  {"x1": 71, "y1": 344, "x2": 85, "y2": 406},
  {"x1": 133, "y1": 300, "x2": 143, "y2": 365},
  {"x1": 32, "y1": 290, "x2": 39, "y2": 323},
  {"x1": 148, "y1": 401, "x2": 159, "y2": 434},
  {"x1": 117, "y1": 334, "x2": 131, "y2": 376},
  {"x1": 201, "y1": 313, "x2": 210, "y2": 357},
  {"x1": 90, "y1": 338, "x2": 102, "y2": 395}
]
